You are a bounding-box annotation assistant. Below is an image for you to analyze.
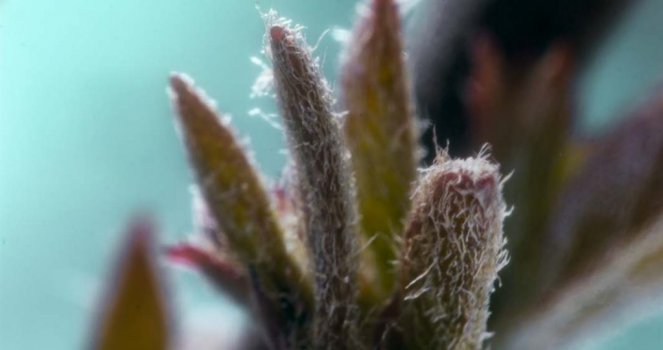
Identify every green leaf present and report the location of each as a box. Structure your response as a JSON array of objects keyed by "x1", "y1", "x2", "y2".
[
  {"x1": 341, "y1": 0, "x2": 418, "y2": 299},
  {"x1": 91, "y1": 217, "x2": 171, "y2": 350},
  {"x1": 169, "y1": 74, "x2": 313, "y2": 348}
]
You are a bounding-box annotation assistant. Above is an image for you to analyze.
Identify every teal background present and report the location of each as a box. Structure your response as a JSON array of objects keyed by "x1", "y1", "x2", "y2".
[{"x1": 1, "y1": 0, "x2": 662, "y2": 348}]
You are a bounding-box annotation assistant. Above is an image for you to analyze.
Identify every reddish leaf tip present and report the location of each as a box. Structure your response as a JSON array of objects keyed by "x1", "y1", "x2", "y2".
[
  {"x1": 168, "y1": 72, "x2": 192, "y2": 96},
  {"x1": 270, "y1": 26, "x2": 286, "y2": 41}
]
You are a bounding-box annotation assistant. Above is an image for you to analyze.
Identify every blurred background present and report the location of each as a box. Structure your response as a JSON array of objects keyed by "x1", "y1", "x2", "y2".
[{"x1": 1, "y1": 0, "x2": 662, "y2": 348}]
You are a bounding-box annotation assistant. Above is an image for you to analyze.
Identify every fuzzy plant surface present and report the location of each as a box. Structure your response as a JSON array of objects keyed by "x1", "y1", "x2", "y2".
[{"x1": 87, "y1": 0, "x2": 663, "y2": 349}]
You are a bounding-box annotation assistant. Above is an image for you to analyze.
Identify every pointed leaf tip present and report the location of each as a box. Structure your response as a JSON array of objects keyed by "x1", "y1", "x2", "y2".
[
  {"x1": 270, "y1": 26, "x2": 286, "y2": 41},
  {"x1": 169, "y1": 72, "x2": 186, "y2": 93},
  {"x1": 91, "y1": 217, "x2": 171, "y2": 350}
]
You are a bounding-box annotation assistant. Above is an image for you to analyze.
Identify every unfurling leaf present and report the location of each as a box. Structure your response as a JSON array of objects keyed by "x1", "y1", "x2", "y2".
[
  {"x1": 270, "y1": 24, "x2": 359, "y2": 349},
  {"x1": 169, "y1": 74, "x2": 313, "y2": 348},
  {"x1": 398, "y1": 152, "x2": 508, "y2": 349}
]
